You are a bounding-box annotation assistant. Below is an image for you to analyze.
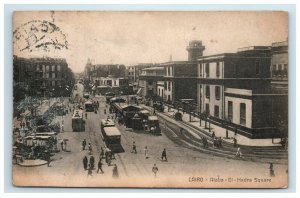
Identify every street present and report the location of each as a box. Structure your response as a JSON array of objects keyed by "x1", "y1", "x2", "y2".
[{"x1": 12, "y1": 96, "x2": 288, "y2": 188}]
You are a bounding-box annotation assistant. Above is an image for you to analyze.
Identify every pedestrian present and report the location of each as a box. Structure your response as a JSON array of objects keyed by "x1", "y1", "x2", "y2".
[
  {"x1": 46, "y1": 151, "x2": 51, "y2": 167},
  {"x1": 144, "y1": 146, "x2": 149, "y2": 159},
  {"x1": 97, "y1": 158, "x2": 104, "y2": 174},
  {"x1": 233, "y1": 138, "x2": 237, "y2": 148},
  {"x1": 180, "y1": 127, "x2": 184, "y2": 136},
  {"x1": 211, "y1": 131, "x2": 215, "y2": 138},
  {"x1": 112, "y1": 164, "x2": 119, "y2": 178},
  {"x1": 131, "y1": 141, "x2": 137, "y2": 154},
  {"x1": 85, "y1": 112, "x2": 88, "y2": 119},
  {"x1": 269, "y1": 163, "x2": 275, "y2": 177},
  {"x1": 87, "y1": 164, "x2": 93, "y2": 177},
  {"x1": 235, "y1": 127, "x2": 238, "y2": 136},
  {"x1": 89, "y1": 155, "x2": 95, "y2": 169},
  {"x1": 60, "y1": 140, "x2": 64, "y2": 151},
  {"x1": 63, "y1": 140, "x2": 67, "y2": 151},
  {"x1": 100, "y1": 147, "x2": 104, "y2": 159},
  {"x1": 235, "y1": 146, "x2": 242, "y2": 158},
  {"x1": 88, "y1": 143, "x2": 92, "y2": 154},
  {"x1": 82, "y1": 139, "x2": 86, "y2": 150},
  {"x1": 152, "y1": 164, "x2": 158, "y2": 177},
  {"x1": 83, "y1": 156, "x2": 88, "y2": 170},
  {"x1": 161, "y1": 148, "x2": 167, "y2": 161}
]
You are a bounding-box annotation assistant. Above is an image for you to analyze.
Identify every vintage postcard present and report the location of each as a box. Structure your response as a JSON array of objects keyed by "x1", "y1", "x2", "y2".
[{"x1": 12, "y1": 11, "x2": 288, "y2": 188}]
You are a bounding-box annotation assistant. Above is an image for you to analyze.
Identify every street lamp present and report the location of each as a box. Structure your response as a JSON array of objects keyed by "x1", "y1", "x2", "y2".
[{"x1": 225, "y1": 118, "x2": 231, "y2": 139}]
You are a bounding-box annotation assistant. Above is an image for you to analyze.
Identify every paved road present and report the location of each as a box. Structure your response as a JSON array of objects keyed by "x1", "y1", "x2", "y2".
[{"x1": 12, "y1": 96, "x2": 288, "y2": 188}]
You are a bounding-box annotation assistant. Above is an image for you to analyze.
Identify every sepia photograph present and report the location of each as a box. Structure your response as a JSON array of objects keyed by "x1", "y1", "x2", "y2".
[{"x1": 12, "y1": 11, "x2": 288, "y2": 188}]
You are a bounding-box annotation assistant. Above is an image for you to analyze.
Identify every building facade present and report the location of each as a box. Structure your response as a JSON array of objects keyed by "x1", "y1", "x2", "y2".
[
  {"x1": 197, "y1": 46, "x2": 287, "y2": 138},
  {"x1": 138, "y1": 67, "x2": 165, "y2": 98},
  {"x1": 270, "y1": 41, "x2": 288, "y2": 93},
  {"x1": 13, "y1": 56, "x2": 74, "y2": 100}
]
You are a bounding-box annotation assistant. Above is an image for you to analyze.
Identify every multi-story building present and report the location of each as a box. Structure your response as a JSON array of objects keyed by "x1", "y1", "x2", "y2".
[
  {"x1": 138, "y1": 40, "x2": 205, "y2": 106},
  {"x1": 138, "y1": 67, "x2": 165, "y2": 98},
  {"x1": 197, "y1": 46, "x2": 287, "y2": 138},
  {"x1": 13, "y1": 56, "x2": 74, "y2": 100},
  {"x1": 160, "y1": 61, "x2": 198, "y2": 104},
  {"x1": 270, "y1": 41, "x2": 288, "y2": 93}
]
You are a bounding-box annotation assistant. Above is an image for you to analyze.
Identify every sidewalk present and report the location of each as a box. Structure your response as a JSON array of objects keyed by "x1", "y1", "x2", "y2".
[{"x1": 158, "y1": 105, "x2": 282, "y2": 147}]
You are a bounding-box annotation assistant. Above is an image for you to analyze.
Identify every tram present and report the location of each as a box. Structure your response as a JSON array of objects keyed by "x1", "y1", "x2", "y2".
[
  {"x1": 84, "y1": 101, "x2": 94, "y2": 112},
  {"x1": 101, "y1": 126, "x2": 122, "y2": 152},
  {"x1": 72, "y1": 110, "x2": 85, "y2": 132}
]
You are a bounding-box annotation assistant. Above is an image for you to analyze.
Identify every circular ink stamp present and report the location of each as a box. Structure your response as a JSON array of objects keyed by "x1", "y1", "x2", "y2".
[{"x1": 13, "y1": 20, "x2": 69, "y2": 52}]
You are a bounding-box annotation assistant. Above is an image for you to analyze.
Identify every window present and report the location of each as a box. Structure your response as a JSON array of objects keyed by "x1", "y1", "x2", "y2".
[
  {"x1": 168, "y1": 82, "x2": 171, "y2": 91},
  {"x1": 255, "y1": 61, "x2": 260, "y2": 75},
  {"x1": 199, "y1": 64, "x2": 203, "y2": 77},
  {"x1": 214, "y1": 105, "x2": 219, "y2": 118},
  {"x1": 52, "y1": 65, "x2": 55, "y2": 71},
  {"x1": 215, "y1": 86, "x2": 220, "y2": 100},
  {"x1": 283, "y1": 64, "x2": 288, "y2": 76},
  {"x1": 57, "y1": 65, "x2": 61, "y2": 72},
  {"x1": 240, "y1": 103, "x2": 246, "y2": 125},
  {"x1": 205, "y1": 63, "x2": 210, "y2": 77},
  {"x1": 228, "y1": 101, "x2": 233, "y2": 121},
  {"x1": 52, "y1": 73, "x2": 56, "y2": 78},
  {"x1": 278, "y1": 64, "x2": 283, "y2": 70},
  {"x1": 205, "y1": 104, "x2": 210, "y2": 115},
  {"x1": 206, "y1": 85, "x2": 210, "y2": 98},
  {"x1": 273, "y1": 64, "x2": 277, "y2": 71},
  {"x1": 46, "y1": 65, "x2": 49, "y2": 72},
  {"x1": 216, "y1": 62, "x2": 220, "y2": 77},
  {"x1": 52, "y1": 81, "x2": 55, "y2": 86}
]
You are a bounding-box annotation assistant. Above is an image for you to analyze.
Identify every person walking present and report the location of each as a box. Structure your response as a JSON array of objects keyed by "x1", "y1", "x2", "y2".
[
  {"x1": 152, "y1": 164, "x2": 158, "y2": 177},
  {"x1": 87, "y1": 164, "x2": 93, "y2": 177},
  {"x1": 100, "y1": 147, "x2": 104, "y2": 159},
  {"x1": 112, "y1": 164, "x2": 119, "y2": 178},
  {"x1": 89, "y1": 155, "x2": 95, "y2": 169},
  {"x1": 82, "y1": 139, "x2": 87, "y2": 150},
  {"x1": 144, "y1": 146, "x2": 149, "y2": 159},
  {"x1": 233, "y1": 138, "x2": 237, "y2": 148},
  {"x1": 88, "y1": 143, "x2": 92, "y2": 154},
  {"x1": 161, "y1": 148, "x2": 167, "y2": 161},
  {"x1": 131, "y1": 141, "x2": 137, "y2": 154},
  {"x1": 83, "y1": 156, "x2": 88, "y2": 170},
  {"x1": 235, "y1": 146, "x2": 242, "y2": 158},
  {"x1": 85, "y1": 112, "x2": 88, "y2": 119},
  {"x1": 60, "y1": 140, "x2": 64, "y2": 151},
  {"x1": 97, "y1": 158, "x2": 104, "y2": 174},
  {"x1": 269, "y1": 162, "x2": 275, "y2": 177}
]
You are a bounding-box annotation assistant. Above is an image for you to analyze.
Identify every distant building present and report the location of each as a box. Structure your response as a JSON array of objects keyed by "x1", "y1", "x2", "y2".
[
  {"x1": 126, "y1": 63, "x2": 156, "y2": 92},
  {"x1": 138, "y1": 40, "x2": 204, "y2": 105},
  {"x1": 13, "y1": 55, "x2": 74, "y2": 100},
  {"x1": 138, "y1": 66, "x2": 165, "y2": 98},
  {"x1": 270, "y1": 41, "x2": 288, "y2": 93}
]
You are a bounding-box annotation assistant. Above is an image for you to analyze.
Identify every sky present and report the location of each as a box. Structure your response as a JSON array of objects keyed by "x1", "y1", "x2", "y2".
[{"x1": 13, "y1": 11, "x2": 288, "y2": 73}]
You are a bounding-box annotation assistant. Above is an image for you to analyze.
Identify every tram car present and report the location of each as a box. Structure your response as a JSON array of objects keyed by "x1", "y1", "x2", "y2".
[
  {"x1": 101, "y1": 126, "x2": 122, "y2": 153},
  {"x1": 84, "y1": 100, "x2": 94, "y2": 112},
  {"x1": 72, "y1": 110, "x2": 85, "y2": 132}
]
